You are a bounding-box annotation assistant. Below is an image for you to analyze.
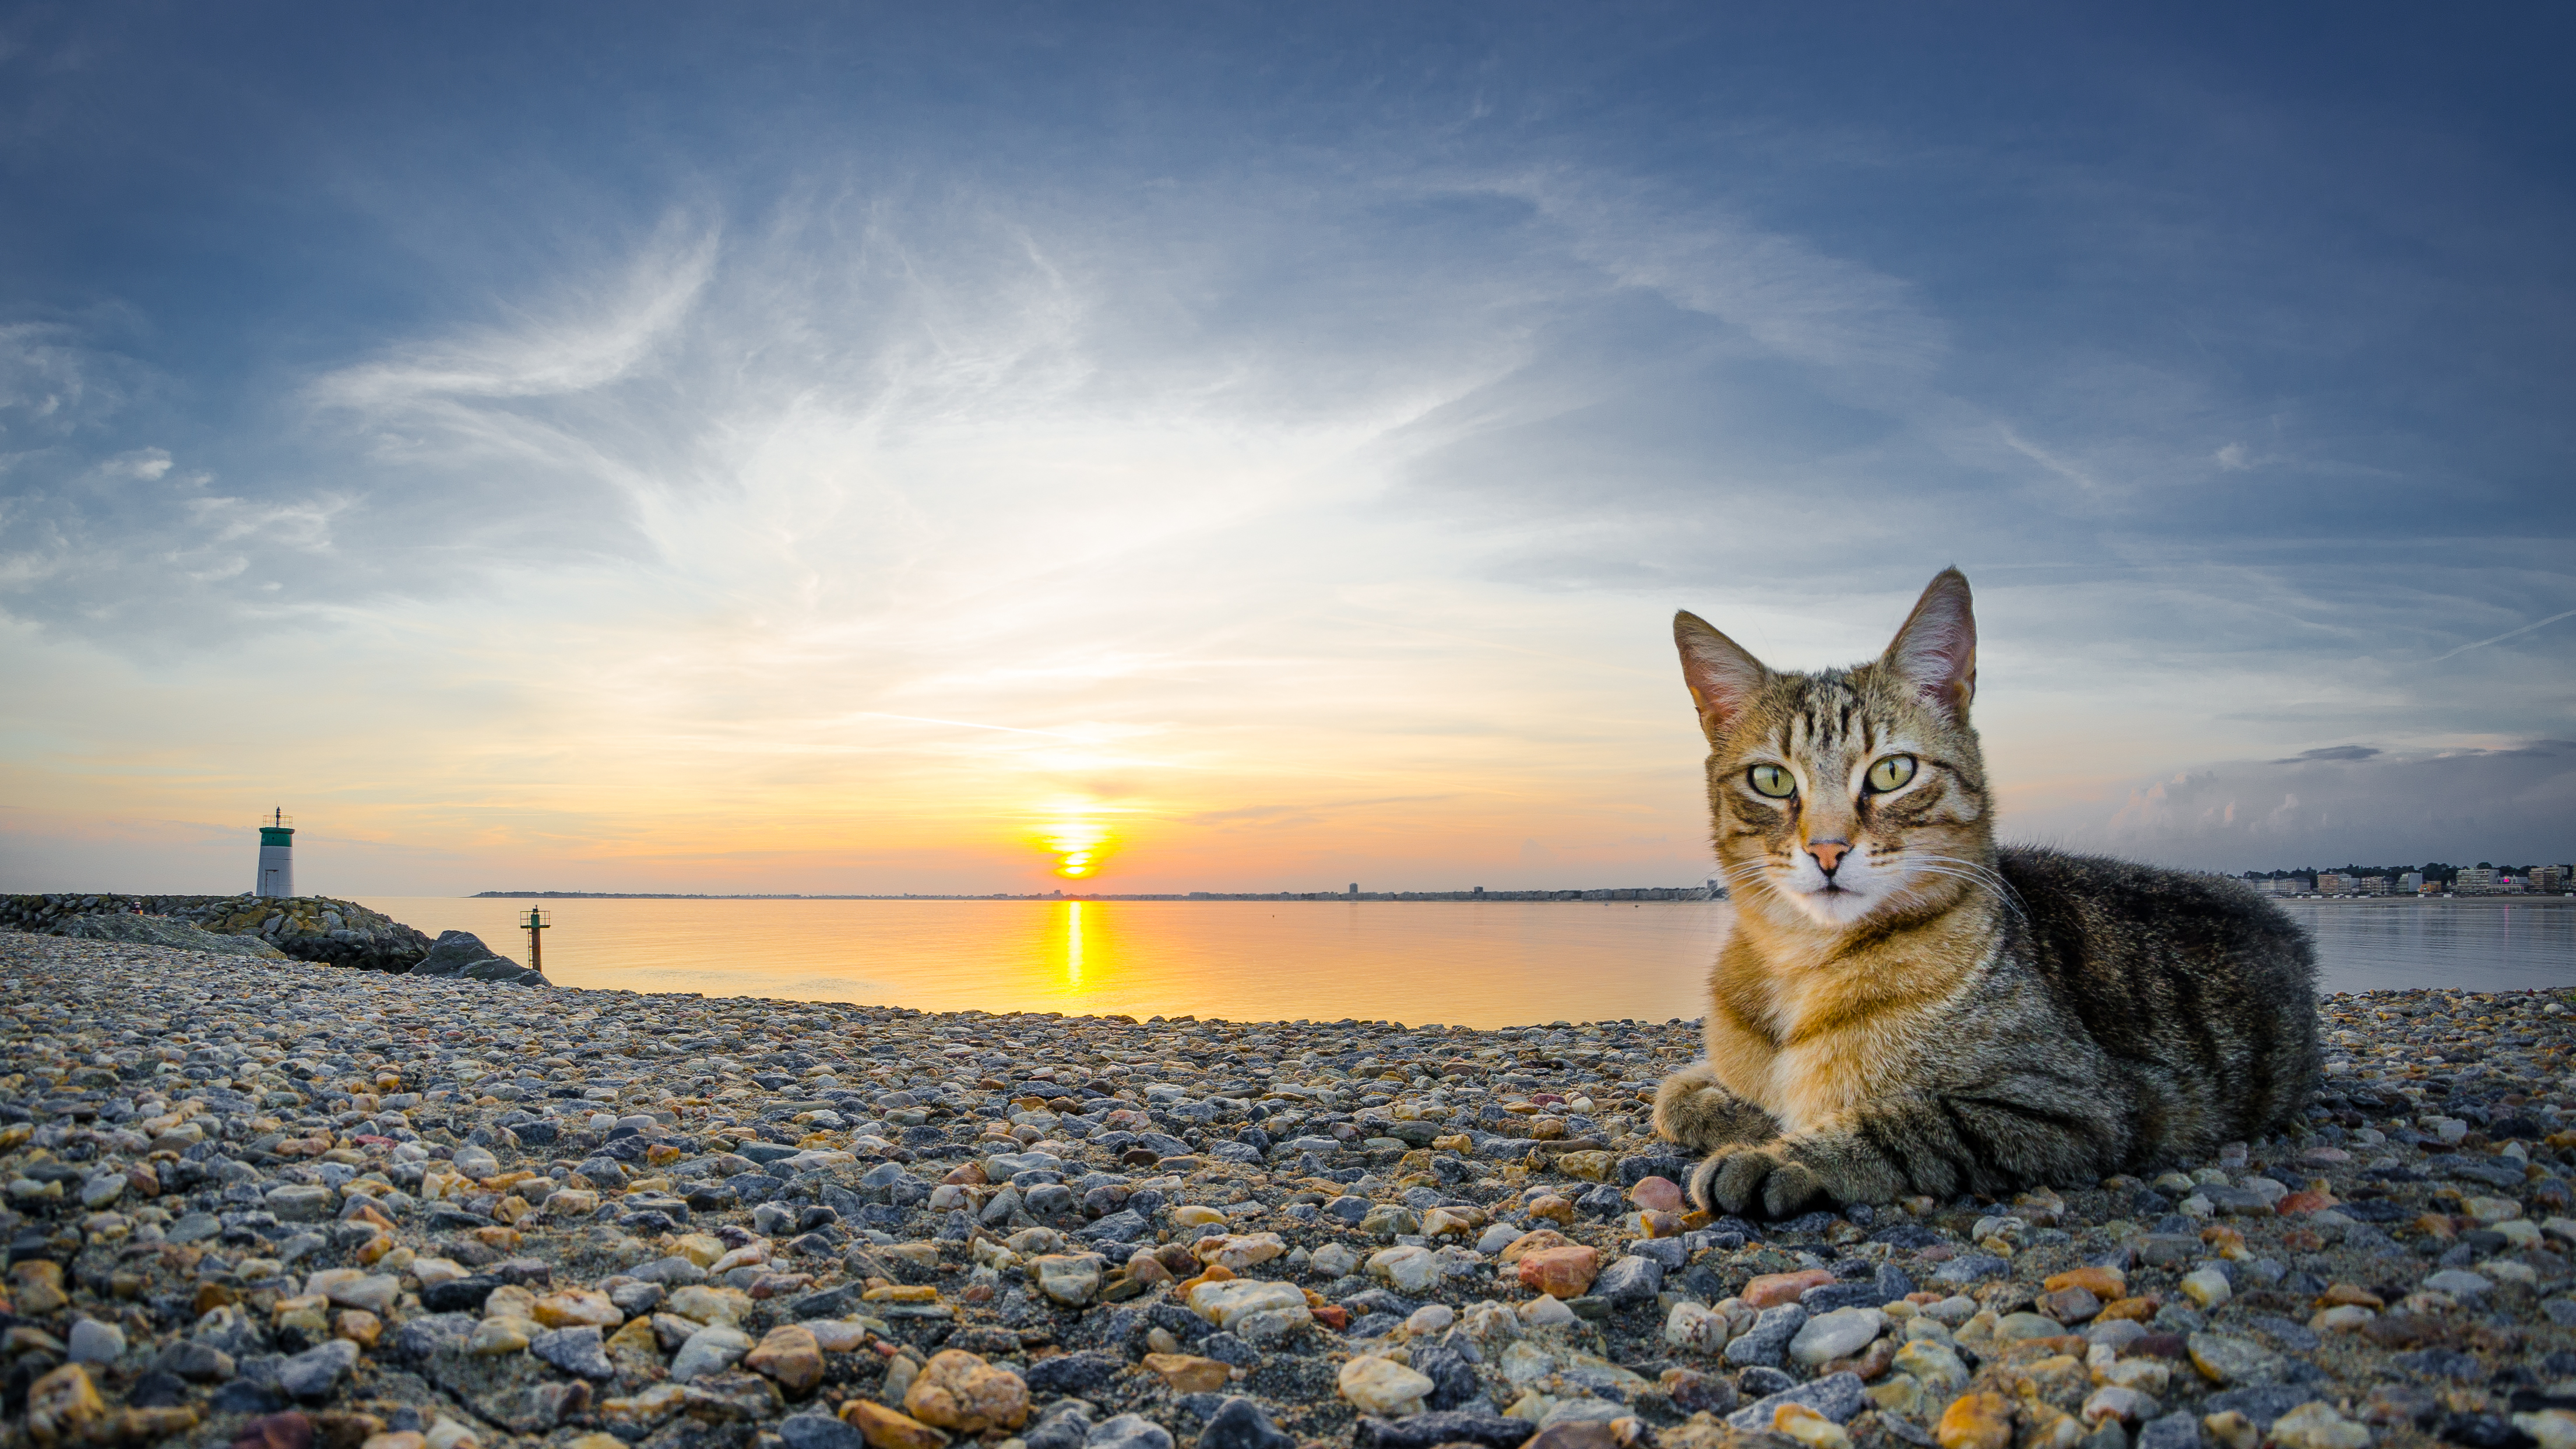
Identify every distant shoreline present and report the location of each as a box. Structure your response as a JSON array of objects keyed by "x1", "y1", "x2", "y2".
[
  {"x1": 468, "y1": 887, "x2": 1721, "y2": 902},
  {"x1": 2279, "y1": 894, "x2": 2575, "y2": 907}
]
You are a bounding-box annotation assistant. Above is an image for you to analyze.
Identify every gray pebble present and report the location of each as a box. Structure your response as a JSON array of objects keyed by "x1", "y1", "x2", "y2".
[
  {"x1": 1725, "y1": 1370, "x2": 1866, "y2": 1432},
  {"x1": 278, "y1": 1339, "x2": 360, "y2": 1401},
  {"x1": 67, "y1": 1319, "x2": 126, "y2": 1364},
  {"x1": 1195, "y1": 1397, "x2": 1294, "y2": 1449},
  {"x1": 530, "y1": 1325, "x2": 617, "y2": 1380},
  {"x1": 782, "y1": 1413, "x2": 867, "y2": 1449},
  {"x1": 1723, "y1": 1304, "x2": 1808, "y2": 1368},
  {"x1": 1087, "y1": 1413, "x2": 1177, "y2": 1449},
  {"x1": 1593, "y1": 1254, "x2": 1663, "y2": 1306},
  {"x1": 1933, "y1": 1252, "x2": 2010, "y2": 1286},
  {"x1": 2136, "y1": 1413, "x2": 2201, "y2": 1449}
]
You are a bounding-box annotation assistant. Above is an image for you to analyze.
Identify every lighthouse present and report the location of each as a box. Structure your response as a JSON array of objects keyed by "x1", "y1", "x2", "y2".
[{"x1": 255, "y1": 808, "x2": 294, "y2": 898}]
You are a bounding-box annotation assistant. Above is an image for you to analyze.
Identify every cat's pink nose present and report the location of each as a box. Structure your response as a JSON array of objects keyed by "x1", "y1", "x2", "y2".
[{"x1": 1806, "y1": 839, "x2": 1850, "y2": 874}]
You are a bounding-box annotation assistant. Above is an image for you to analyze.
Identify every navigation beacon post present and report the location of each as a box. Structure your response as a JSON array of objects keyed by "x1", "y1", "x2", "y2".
[{"x1": 522, "y1": 907, "x2": 550, "y2": 973}]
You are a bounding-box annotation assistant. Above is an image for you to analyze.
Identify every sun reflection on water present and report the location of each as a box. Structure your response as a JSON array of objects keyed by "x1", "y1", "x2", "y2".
[{"x1": 1043, "y1": 898, "x2": 1123, "y2": 1007}]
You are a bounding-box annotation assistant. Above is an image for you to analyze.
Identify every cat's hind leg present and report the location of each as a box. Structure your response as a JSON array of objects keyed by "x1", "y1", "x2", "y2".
[{"x1": 1653, "y1": 1063, "x2": 1781, "y2": 1153}]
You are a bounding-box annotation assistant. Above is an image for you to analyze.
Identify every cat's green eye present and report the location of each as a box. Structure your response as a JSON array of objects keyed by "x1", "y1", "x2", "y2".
[
  {"x1": 1867, "y1": 755, "x2": 1917, "y2": 793},
  {"x1": 1747, "y1": 764, "x2": 1797, "y2": 799}
]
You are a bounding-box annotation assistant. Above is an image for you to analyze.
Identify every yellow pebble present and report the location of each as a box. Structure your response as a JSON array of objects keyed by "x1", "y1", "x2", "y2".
[
  {"x1": 1774, "y1": 1403, "x2": 1853, "y2": 1449},
  {"x1": 2203, "y1": 1412, "x2": 2258, "y2": 1449},
  {"x1": 862, "y1": 1284, "x2": 940, "y2": 1303},
  {"x1": 1937, "y1": 1393, "x2": 2013, "y2": 1449},
  {"x1": 2179, "y1": 1267, "x2": 2232, "y2": 1310}
]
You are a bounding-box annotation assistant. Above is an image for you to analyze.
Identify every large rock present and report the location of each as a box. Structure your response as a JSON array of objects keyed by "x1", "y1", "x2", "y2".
[{"x1": 408, "y1": 931, "x2": 547, "y2": 986}]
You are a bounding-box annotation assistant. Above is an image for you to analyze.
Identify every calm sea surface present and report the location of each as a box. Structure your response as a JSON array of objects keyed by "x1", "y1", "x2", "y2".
[{"x1": 351, "y1": 896, "x2": 2576, "y2": 1027}]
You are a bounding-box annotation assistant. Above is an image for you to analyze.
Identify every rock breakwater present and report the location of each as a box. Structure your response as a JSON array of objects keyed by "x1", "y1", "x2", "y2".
[
  {"x1": 0, "y1": 895, "x2": 434, "y2": 973},
  {"x1": 50, "y1": 915, "x2": 291, "y2": 961},
  {"x1": 2, "y1": 930, "x2": 2573, "y2": 1449}
]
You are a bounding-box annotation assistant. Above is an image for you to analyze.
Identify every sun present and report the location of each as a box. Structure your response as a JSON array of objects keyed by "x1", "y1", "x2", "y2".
[{"x1": 1037, "y1": 813, "x2": 1116, "y2": 880}]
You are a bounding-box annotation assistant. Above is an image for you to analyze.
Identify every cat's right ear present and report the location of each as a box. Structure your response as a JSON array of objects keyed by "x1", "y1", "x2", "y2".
[
  {"x1": 1674, "y1": 611, "x2": 1769, "y2": 740},
  {"x1": 1882, "y1": 567, "x2": 1976, "y2": 718}
]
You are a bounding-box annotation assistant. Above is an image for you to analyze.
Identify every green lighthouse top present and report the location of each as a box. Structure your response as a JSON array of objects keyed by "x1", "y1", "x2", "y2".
[{"x1": 261, "y1": 807, "x2": 294, "y2": 847}]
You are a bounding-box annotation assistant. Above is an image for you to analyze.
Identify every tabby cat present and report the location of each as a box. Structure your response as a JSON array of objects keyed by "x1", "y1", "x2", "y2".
[{"x1": 1654, "y1": 568, "x2": 2320, "y2": 1217}]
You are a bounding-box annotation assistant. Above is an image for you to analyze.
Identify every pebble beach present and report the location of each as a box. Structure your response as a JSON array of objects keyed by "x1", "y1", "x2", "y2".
[{"x1": 5, "y1": 932, "x2": 2575, "y2": 1449}]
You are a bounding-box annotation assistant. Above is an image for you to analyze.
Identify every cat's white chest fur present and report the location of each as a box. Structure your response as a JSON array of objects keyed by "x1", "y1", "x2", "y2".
[
  {"x1": 1752, "y1": 968, "x2": 1962, "y2": 1138},
  {"x1": 1761, "y1": 1040, "x2": 1872, "y2": 1137}
]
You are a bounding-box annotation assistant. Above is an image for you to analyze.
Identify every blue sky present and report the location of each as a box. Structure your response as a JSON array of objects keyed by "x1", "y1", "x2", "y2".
[{"x1": 3, "y1": 3, "x2": 2571, "y2": 894}]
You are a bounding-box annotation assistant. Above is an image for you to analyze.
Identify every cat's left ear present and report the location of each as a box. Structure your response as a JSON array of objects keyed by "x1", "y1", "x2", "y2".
[{"x1": 1882, "y1": 568, "x2": 1976, "y2": 716}]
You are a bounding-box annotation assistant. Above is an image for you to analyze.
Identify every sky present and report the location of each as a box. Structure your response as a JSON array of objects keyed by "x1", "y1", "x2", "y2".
[{"x1": 3, "y1": 3, "x2": 2573, "y2": 897}]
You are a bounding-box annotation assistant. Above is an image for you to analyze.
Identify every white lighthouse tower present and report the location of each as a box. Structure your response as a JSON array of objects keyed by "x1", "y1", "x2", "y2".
[{"x1": 255, "y1": 808, "x2": 294, "y2": 898}]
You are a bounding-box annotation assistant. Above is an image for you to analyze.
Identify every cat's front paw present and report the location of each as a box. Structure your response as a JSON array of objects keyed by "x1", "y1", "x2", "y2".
[
  {"x1": 1691, "y1": 1135, "x2": 1902, "y2": 1218},
  {"x1": 1690, "y1": 1142, "x2": 1829, "y2": 1219},
  {"x1": 1654, "y1": 1064, "x2": 1781, "y2": 1152}
]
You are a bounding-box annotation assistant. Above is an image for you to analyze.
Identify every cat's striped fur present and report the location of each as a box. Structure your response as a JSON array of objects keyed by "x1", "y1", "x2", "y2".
[{"x1": 1653, "y1": 568, "x2": 2320, "y2": 1216}]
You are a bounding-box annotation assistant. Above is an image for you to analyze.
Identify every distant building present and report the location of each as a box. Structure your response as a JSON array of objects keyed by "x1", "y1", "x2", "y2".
[
  {"x1": 2401, "y1": 871, "x2": 2425, "y2": 894},
  {"x1": 2533, "y1": 865, "x2": 2570, "y2": 894},
  {"x1": 2455, "y1": 867, "x2": 2503, "y2": 895},
  {"x1": 2316, "y1": 873, "x2": 2354, "y2": 895},
  {"x1": 2358, "y1": 876, "x2": 2392, "y2": 896},
  {"x1": 2247, "y1": 878, "x2": 2308, "y2": 897},
  {"x1": 256, "y1": 809, "x2": 294, "y2": 898}
]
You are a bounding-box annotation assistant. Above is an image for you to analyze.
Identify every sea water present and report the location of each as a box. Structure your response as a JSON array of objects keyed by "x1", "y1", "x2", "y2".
[{"x1": 351, "y1": 895, "x2": 2576, "y2": 1025}]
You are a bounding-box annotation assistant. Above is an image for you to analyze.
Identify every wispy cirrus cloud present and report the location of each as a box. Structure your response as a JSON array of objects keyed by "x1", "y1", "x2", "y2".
[
  {"x1": 1486, "y1": 171, "x2": 1948, "y2": 375},
  {"x1": 312, "y1": 227, "x2": 721, "y2": 411}
]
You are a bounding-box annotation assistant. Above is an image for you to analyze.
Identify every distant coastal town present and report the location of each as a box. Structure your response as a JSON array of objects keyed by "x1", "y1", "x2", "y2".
[{"x1": 2238, "y1": 861, "x2": 2573, "y2": 897}]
